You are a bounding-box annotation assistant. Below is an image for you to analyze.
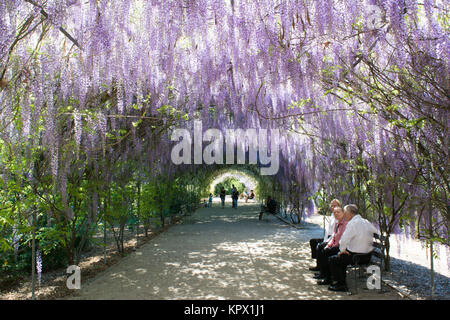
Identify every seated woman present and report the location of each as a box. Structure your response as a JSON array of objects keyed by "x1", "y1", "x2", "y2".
[
  {"x1": 208, "y1": 193, "x2": 213, "y2": 207},
  {"x1": 245, "y1": 190, "x2": 255, "y2": 203},
  {"x1": 308, "y1": 199, "x2": 341, "y2": 271}
]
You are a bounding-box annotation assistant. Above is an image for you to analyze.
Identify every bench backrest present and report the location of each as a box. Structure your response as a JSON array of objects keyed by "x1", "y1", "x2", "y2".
[
  {"x1": 275, "y1": 202, "x2": 281, "y2": 214},
  {"x1": 371, "y1": 233, "x2": 386, "y2": 260}
]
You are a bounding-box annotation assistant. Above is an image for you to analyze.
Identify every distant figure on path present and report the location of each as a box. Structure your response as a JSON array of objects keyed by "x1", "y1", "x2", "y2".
[
  {"x1": 220, "y1": 187, "x2": 226, "y2": 209},
  {"x1": 246, "y1": 190, "x2": 255, "y2": 203},
  {"x1": 231, "y1": 185, "x2": 239, "y2": 209},
  {"x1": 208, "y1": 193, "x2": 213, "y2": 207}
]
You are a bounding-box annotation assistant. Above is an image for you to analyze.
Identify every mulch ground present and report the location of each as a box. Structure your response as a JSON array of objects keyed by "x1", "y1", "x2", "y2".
[{"x1": 0, "y1": 216, "x2": 183, "y2": 300}]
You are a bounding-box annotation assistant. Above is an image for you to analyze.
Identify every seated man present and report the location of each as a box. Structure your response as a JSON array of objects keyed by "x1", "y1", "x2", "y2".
[
  {"x1": 327, "y1": 204, "x2": 378, "y2": 292},
  {"x1": 259, "y1": 196, "x2": 277, "y2": 220},
  {"x1": 309, "y1": 199, "x2": 341, "y2": 271},
  {"x1": 314, "y1": 207, "x2": 348, "y2": 284}
]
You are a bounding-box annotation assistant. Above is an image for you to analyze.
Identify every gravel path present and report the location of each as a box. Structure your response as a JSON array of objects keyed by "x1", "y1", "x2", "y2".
[{"x1": 69, "y1": 203, "x2": 401, "y2": 300}]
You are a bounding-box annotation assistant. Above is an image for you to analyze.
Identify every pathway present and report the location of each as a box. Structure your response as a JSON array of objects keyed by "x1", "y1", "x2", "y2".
[{"x1": 70, "y1": 201, "x2": 401, "y2": 300}]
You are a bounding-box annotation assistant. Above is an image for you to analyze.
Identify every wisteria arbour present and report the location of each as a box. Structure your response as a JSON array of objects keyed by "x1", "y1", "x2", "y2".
[{"x1": 0, "y1": 0, "x2": 448, "y2": 271}]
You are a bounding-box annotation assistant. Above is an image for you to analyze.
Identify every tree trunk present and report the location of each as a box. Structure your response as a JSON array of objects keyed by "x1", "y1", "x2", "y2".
[
  {"x1": 118, "y1": 213, "x2": 127, "y2": 255},
  {"x1": 110, "y1": 224, "x2": 120, "y2": 254},
  {"x1": 31, "y1": 210, "x2": 36, "y2": 300},
  {"x1": 75, "y1": 219, "x2": 90, "y2": 265},
  {"x1": 104, "y1": 188, "x2": 111, "y2": 263},
  {"x1": 144, "y1": 218, "x2": 150, "y2": 237},
  {"x1": 300, "y1": 201, "x2": 304, "y2": 225},
  {"x1": 120, "y1": 222, "x2": 125, "y2": 254},
  {"x1": 136, "y1": 181, "x2": 141, "y2": 249},
  {"x1": 384, "y1": 236, "x2": 391, "y2": 272},
  {"x1": 68, "y1": 219, "x2": 77, "y2": 265},
  {"x1": 103, "y1": 218, "x2": 107, "y2": 264},
  {"x1": 427, "y1": 159, "x2": 435, "y2": 298}
]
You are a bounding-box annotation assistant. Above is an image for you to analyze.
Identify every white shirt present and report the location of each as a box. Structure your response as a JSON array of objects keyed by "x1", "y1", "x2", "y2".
[
  {"x1": 323, "y1": 214, "x2": 336, "y2": 241},
  {"x1": 339, "y1": 215, "x2": 378, "y2": 253}
]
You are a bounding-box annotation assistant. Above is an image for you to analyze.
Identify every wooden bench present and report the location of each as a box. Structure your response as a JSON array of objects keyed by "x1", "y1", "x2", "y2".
[
  {"x1": 259, "y1": 201, "x2": 280, "y2": 221},
  {"x1": 347, "y1": 233, "x2": 387, "y2": 294}
]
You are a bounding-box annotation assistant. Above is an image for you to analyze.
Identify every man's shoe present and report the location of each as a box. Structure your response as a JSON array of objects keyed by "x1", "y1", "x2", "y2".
[
  {"x1": 309, "y1": 266, "x2": 320, "y2": 272},
  {"x1": 317, "y1": 279, "x2": 331, "y2": 285},
  {"x1": 313, "y1": 273, "x2": 325, "y2": 279},
  {"x1": 328, "y1": 284, "x2": 348, "y2": 292}
]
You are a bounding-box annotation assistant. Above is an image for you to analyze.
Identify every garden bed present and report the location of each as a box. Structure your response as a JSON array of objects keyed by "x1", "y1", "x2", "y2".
[{"x1": 0, "y1": 219, "x2": 182, "y2": 300}]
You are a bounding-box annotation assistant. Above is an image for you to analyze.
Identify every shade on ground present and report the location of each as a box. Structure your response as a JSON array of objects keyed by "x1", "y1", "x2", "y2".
[{"x1": 70, "y1": 203, "x2": 401, "y2": 300}]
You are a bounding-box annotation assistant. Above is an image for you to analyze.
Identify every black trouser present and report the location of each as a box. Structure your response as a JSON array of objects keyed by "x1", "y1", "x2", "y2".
[
  {"x1": 309, "y1": 238, "x2": 324, "y2": 259},
  {"x1": 329, "y1": 251, "x2": 372, "y2": 286},
  {"x1": 317, "y1": 246, "x2": 340, "y2": 280}
]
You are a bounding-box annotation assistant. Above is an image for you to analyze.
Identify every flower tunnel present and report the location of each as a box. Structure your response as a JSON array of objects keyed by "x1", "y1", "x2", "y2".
[{"x1": 0, "y1": 0, "x2": 448, "y2": 296}]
